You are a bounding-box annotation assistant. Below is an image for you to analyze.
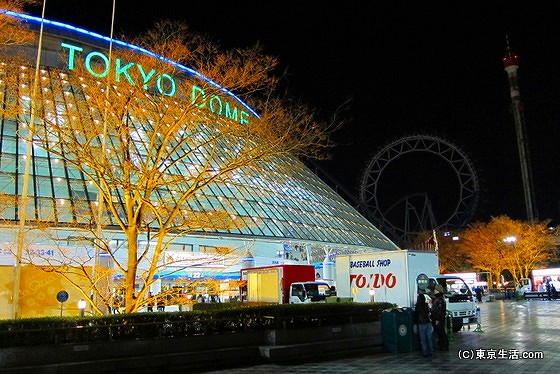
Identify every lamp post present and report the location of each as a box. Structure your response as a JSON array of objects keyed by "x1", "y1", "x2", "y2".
[
  {"x1": 78, "y1": 299, "x2": 86, "y2": 317},
  {"x1": 502, "y1": 236, "x2": 517, "y2": 300},
  {"x1": 12, "y1": 0, "x2": 48, "y2": 320}
]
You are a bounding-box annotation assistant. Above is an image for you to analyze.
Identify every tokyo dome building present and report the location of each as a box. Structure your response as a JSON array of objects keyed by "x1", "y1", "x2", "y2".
[{"x1": 0, "y1": 9, "x2": 398, "y2": 318}]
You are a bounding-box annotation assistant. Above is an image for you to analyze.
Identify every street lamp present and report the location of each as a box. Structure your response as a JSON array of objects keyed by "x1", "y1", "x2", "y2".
[
  {"x1": 368, "y1": 289, "x2": 375, "y2": 302},
  {"x1": 78, "y1": 299, "x2": 86, "y2": 317},
  {"x1": 503, "y1": 236, "x2": 517, "y2": 243}
]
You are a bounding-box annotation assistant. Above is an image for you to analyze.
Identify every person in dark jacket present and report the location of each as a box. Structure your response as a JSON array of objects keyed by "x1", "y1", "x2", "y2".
[
  {"x1": 431, "y1": 284, "x2": 449, "y2": 351},
  {"x1": 475, "y1": 286, "x2": 484, "y2": 302},
  {"x1": 414, "y1": 293, "x2": 433, "y2": 357}
]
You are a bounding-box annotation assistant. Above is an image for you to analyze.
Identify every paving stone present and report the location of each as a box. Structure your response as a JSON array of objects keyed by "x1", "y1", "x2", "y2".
[{"x1": 201, "y1": 299, "x2": 560, "y2": 373}]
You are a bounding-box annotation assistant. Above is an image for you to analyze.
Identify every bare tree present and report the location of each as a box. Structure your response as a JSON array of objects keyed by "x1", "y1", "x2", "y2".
[
  {"x1": 0, "y1": 0, "x2": 37, "y2": 50},
  {"x1": 2, "y1": 19, "x2": 340, "y2": 313}
]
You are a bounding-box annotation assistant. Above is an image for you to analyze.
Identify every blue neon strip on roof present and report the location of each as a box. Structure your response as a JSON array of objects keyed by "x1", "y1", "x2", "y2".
[{"x1": 1, "y1": 9, "x2": 260, "y2": 118}]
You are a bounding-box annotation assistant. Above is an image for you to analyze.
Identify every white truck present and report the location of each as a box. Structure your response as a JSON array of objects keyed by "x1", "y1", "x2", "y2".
[
  {"x1": 335, "y1": 249, "x2": 477, "y2": 332},
  {"x1": 516, "y1": 267, "x2": 560, "y2": 299}
]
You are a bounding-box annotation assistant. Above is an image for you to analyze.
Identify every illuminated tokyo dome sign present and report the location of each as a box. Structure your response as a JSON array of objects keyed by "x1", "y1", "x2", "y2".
[
  {"x1": 61, "y1": 43, "x2": 251, "y2": 125},
  {"x1": 2, "y1": 10, "x2": 258, "y2": 125}
]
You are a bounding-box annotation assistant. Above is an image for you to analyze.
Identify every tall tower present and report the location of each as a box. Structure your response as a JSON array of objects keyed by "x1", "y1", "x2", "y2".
[{"x1": 502, "y1": 36, "x2": 537, "y2": 221}]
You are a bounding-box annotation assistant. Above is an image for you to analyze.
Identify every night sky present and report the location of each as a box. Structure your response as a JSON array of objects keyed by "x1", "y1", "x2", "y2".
[{"x1": 23, "y1": 1, "x2": 560, "y2": 230}]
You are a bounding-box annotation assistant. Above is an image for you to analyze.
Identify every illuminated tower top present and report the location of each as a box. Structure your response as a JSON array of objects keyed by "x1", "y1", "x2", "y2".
[
  {"x1": 502, "y1": 36, "x2": 519, "y2": 68},
  {"x1": 503, "y1": 35, "x2": 521, "y2": 102},
  {"x1": 502, "y1": 35, "x2": 537, "y2": 222}
]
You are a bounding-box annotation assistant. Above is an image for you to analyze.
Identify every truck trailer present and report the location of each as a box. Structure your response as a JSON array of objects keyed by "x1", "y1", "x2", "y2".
[
  {"x1": 335, "y1": 249, "x2": 477, "y2": 332},
  {"x1": 240, "y1": 264, "x2": 333, "y2": 304}
]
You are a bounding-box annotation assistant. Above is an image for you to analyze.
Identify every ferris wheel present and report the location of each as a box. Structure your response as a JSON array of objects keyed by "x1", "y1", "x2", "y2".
[{"x1": 359, "y1": 135, "x2": 479, "y2": 246}]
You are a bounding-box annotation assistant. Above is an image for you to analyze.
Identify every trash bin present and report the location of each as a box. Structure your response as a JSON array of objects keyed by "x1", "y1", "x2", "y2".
[{"x1": 382, "y1": 307, "x2": 419, "y2": 353}]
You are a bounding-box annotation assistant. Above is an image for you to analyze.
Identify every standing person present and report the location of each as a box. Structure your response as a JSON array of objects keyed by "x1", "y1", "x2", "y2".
[
  {"x1": 546, "y1": 278, "x2": 553, "y2": 300},
  {"x1": 147, "y1": 292, "x2": 154, "y2": 312},
  {"x1": 156, "y1": 293, "x2": 166, "y2": 312},
  {"x1": 414, "y1": 293, "x2": 434, "y2": 357},
  {"x1": 475, "y1": 286, "x2": 484, "y2": 302},
  {"x1": 431, "y1": 284, "x2": 449, "y2": 351}
]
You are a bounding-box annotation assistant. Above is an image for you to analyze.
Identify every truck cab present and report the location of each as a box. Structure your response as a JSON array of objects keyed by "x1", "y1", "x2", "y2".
[
  {"x1": 289, "y1": 281, "x2": 334, "y2": 304},
  {"x1": 516, "y1": 278, "x2": 533, "y2": 293},
  {"x1": 424, "y1": 275, "x2": 477, "y2": 332}
]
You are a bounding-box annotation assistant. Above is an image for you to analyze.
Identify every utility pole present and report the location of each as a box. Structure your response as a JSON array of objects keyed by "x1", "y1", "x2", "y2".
[
  {"x1": 502, "y1": 36, "x2": 537, "y2": 222},
  {"x1": 12, "y1": 0, "x2": 47, "y2": 319}
]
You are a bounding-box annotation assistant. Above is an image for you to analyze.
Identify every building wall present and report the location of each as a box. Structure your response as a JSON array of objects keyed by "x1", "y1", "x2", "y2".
[{"x1": 0, "y1": 266, "x2": 91, "y2": 319}]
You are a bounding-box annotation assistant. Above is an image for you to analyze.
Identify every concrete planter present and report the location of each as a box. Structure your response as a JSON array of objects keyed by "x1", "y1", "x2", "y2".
[
  {"x1": 260, "y1": 322, "x2": 382, "y2": 361},
  {"x1": 265, "y1": 321, "x2": 380, "y2": 345},
  {"x1": 0, "y1": 322, "x2": 382, "y2": 373}
]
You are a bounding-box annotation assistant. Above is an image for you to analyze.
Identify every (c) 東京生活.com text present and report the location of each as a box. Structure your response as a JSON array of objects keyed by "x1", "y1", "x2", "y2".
[{"x1": 458, "y1": 348, "x2": 544, "y2": 360}]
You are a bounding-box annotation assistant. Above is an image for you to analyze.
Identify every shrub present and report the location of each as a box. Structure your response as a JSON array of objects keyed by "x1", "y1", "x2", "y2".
[{"x1": 0, "y1": 302, "x2": 394, "y2": 348}]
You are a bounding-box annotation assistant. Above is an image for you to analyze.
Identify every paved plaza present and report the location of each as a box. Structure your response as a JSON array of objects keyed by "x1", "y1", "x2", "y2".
[{"x1": 202, "y1": 299, "x2": 560, "y2": 373}]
